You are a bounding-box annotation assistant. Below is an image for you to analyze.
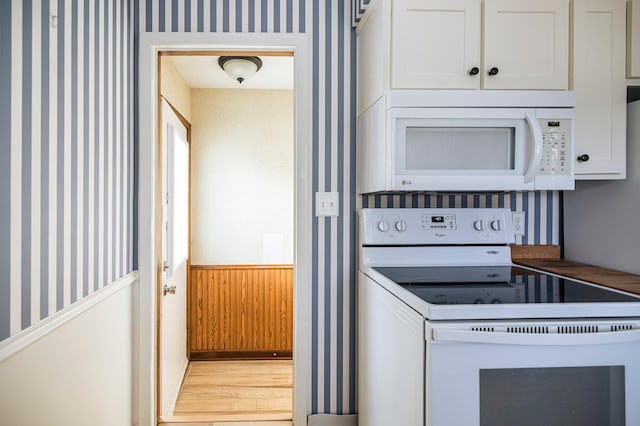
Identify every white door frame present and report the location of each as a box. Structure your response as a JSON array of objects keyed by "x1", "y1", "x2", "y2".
[{"x1": 137, "y1": 32, "x2": 313, "y2": 426}]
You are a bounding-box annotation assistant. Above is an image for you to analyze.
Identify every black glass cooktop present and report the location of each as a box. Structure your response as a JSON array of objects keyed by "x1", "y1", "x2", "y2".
[{"x1": 373, "y1": 266, "x2": 640, "y2": 305}]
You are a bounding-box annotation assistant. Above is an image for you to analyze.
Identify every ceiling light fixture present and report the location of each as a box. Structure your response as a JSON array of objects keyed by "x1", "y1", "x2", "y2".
[{"x1": 218, "y1": 56, "x2": 263, "y2": 84}]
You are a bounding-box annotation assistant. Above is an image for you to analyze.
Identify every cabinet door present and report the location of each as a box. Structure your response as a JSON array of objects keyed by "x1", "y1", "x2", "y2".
[
  {"x1": 483, "y1": 0, "x2": 569, "y2": 90},
  {"x1": 573, "y1": 0, "x2": 627, "y2": 178},
  {"x1": 391, "y1": 0, "x2": 481, "y2": 89}
]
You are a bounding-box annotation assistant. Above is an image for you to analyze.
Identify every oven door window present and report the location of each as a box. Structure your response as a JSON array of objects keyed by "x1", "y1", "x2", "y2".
[{"x1": 480, "y1": 366, "x2": 625, "y2": 426}]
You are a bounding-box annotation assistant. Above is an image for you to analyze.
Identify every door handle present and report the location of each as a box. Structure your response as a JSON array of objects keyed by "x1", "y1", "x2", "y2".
[
  {"x1": 163, "y1": 284, "x2": 177, "y2": 296},
  {"x1": 523, "y1": 112, "x2": 543, "y2": 184}
]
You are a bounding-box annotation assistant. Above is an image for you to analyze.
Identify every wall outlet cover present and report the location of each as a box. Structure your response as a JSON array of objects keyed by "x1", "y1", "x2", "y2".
[{"x1": 512, "y1": 211, "x2": 525, "y2": 236}]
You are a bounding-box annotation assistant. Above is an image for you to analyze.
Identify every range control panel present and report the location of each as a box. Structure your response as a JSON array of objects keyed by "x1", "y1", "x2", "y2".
[
  {"x1": 360, "y1": 208, "x2": 515, "y2": 246},
  {"x1": 421, "y1": 214, "x2": 457, "y2": 230}
]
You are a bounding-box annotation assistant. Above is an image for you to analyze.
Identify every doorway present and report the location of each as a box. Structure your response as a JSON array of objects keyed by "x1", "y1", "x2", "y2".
[
  {"x1": 158, "y1": 52, "x2": 295, "y2": 423},
  {"x1": 137, "y1": 33, "x2": 312, "y2": 426}
]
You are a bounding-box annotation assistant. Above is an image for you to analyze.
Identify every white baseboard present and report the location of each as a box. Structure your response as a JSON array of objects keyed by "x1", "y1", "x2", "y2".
[
  {"x1": 0, "y1": 271, "x2": 139, "y2": 362},
  {"x1": 307, "y1": 414, "x2": 358, "y2": 426}
]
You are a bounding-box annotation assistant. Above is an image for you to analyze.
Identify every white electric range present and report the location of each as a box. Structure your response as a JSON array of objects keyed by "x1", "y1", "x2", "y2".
[{"x1": 357, "y1": 208, "x2": 640, "y2": 426}]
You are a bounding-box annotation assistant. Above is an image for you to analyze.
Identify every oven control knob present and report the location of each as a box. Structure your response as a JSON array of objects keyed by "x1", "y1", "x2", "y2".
[
  {"x1": 395, "y1": 220, "x2": 407, "y2": 232},
  {"x1": 490, "y1": 220, "x2": 502, "y2": 232},
  {"x1": 473, "y1": 220, "x2": 484, "y2": 232},
  {"x1": 377, "y1": 220, "x2": 389, "y2": 232}
]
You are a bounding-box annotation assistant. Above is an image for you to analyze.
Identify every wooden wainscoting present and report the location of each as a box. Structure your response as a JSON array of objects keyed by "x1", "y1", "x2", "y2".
[{"x1": 189, "y1": 265, "x2": 293, "y2": 360}]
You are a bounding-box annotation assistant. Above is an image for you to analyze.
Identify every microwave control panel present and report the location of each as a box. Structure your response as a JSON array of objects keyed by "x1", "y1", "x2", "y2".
[{"x1": 538, "y1": 119, "x2": 571, "y2": 175}]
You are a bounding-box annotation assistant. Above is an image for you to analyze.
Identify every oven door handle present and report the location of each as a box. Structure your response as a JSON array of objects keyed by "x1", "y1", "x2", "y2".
[{"x1": 432, "y1": 328, "x2": 640, "y2": 346}]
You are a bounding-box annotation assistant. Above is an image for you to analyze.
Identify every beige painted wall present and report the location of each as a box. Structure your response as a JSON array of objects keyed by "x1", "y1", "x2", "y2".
[
  {"x1": 191, "y1": 89, "x2": 294, "y2": 265},
  {"x1": 161, "y1": 56, "x2": 191, "y2": 122}
]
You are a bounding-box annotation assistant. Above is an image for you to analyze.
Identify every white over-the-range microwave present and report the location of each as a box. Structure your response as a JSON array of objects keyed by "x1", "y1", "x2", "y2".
[{"x1": 357, "y1": 91, "x2": 576, "y2": 193}]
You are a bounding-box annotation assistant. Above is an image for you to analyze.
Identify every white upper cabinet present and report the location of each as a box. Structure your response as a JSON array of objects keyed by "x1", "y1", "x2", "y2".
[
  {"x1": 483, "y1": 0, "x2": 569, "y2": 90},
  {"x1": 572, "y1": 0, "x2": 627, "y2": 179},
  {"x1": 358, "y1": 0, "x2": 569, "y2": 106},
  {"x1": 391, "y1": 0, "x2": 482, "y2": 89}
]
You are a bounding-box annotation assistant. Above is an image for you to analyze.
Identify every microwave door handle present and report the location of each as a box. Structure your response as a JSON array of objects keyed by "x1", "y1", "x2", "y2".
[
  {"x1": 523, "y1": 112, "x2": 543, "y2": 184},
  {"x1": 432, "y1": 328, "x2": 640, "y2": 346}
]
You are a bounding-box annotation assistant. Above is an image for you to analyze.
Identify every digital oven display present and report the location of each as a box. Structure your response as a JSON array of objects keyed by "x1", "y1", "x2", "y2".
[{"x1": 432, "y1": 216, "x2": 445, "y2": 223}]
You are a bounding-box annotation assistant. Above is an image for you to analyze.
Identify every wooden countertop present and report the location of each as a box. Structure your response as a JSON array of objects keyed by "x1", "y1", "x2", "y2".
[{"x1": 514, "y1": 258, "x2": 640, "y2": 296}]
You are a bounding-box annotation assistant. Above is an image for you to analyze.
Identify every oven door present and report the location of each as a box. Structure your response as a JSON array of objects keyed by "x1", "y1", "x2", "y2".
[{"x1": 426, "y1": 320, "x2": 640, "y2": 426}]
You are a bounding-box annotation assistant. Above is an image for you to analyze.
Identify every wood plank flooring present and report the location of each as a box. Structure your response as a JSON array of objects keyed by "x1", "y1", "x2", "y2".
[{"x1": 159, "y1": 360, "x2": 293, "y2": 425}]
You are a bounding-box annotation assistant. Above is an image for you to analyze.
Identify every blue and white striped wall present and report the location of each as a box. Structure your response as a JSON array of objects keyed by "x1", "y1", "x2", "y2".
[
  {"x1": 309, "y1": 0, "x2": 357, "y2": 415},
  {"x1": 0, "y1": 0, "x2": 563, "y2": 419},
  {"x1": 137, "y1": 0, "x2": 357, "y2": 415},
  {"x1": 351, "y1": 0, "x2": 370, "y2": 26},
  {"x1": 0, "y1": 0, "x2": 134, "y2": 341}
]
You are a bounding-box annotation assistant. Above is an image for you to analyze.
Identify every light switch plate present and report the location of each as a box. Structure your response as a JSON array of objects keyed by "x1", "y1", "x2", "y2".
[{"x1": 315, "y1": 192, "x2": 340, "y2": 217}]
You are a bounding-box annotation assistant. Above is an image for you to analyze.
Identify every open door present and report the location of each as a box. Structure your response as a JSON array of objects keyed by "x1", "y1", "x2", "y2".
[{"x1": 158, "y1": 98, "x2": 190, "y2": 417}]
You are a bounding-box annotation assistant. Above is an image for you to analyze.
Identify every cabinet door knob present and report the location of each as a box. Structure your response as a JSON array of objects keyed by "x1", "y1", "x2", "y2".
[
  {"x1": 577, "y1": 154, "x2": 590, "y2": 162},
  {"x1": 488, "y1": 67, "x2": 499, "y2": 76},
  {"x1": 469, "y1": 67, "x2": 479, "y2": 76}
]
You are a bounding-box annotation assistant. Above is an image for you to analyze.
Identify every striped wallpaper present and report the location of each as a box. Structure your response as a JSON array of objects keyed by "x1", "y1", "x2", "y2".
[
  {"x1": 310, "y1": 0, "x2": 357, "y2": 415},
  {"x1": 136, "y1": 0, "x2": 358, "y2": 415},
  {"x1": 0, "y1": 0, "x2": 563, "y2": 419},
  {"x1": 351, "y1": 0, "x2": 370, "y2": 26},
  {"x1": 1, "y1": 0, "x2": 134, "y2": 341}
]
